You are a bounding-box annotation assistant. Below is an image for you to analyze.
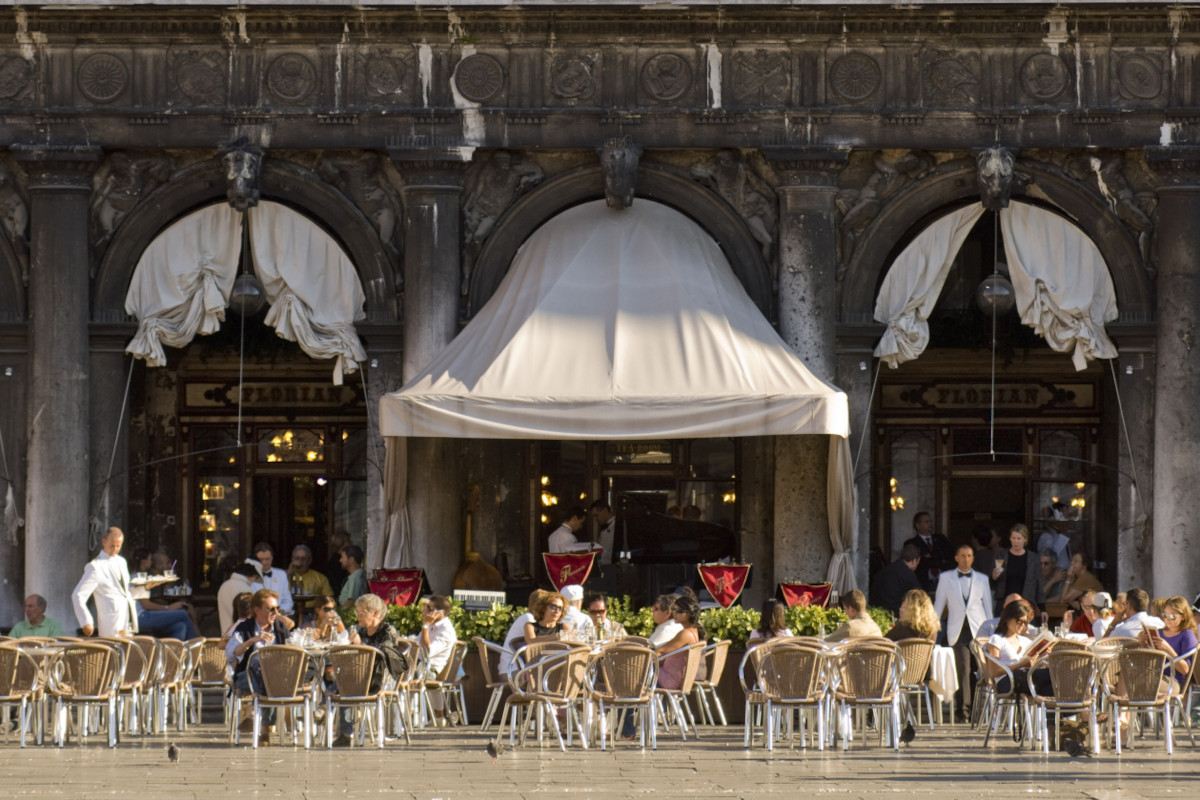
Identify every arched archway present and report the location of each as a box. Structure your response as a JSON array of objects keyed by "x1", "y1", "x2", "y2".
[
  {"x1": 468, "y1": 164, "x2": 774, "y2": 321},
  {"x1": 93, "y1": 157, "x2": 398, "y2": 323},
  {"x1": 839, "y1": 157, "x2": 1152, "y2": 325}
]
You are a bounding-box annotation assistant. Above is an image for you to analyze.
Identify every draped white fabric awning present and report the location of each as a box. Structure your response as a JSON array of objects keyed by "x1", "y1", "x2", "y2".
[
  {"x1": 380, "y1": 200, "x2": 849, "y2": 440},
  {"x1": 124, "y1": 201, "x2": 367, "y2": 384},
  {"x1": 873, "y1": 200, "x2": 1119, "y2": 371}
]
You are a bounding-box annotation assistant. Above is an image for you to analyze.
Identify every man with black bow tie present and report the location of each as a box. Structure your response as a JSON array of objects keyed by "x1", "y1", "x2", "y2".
[
  {"x1": 933, "y1": 543, "x2": 991, "y2": 723},
  {"x1": 903, "y1": 511, "x2": 953, "y2": 593},
  {"x1": 250, "y1": 541, "x2": 294, "y2": 618}
]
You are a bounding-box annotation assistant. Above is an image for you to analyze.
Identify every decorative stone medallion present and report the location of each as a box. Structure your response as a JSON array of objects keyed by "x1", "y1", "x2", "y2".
[
  {"x1": 731, "y1": 50, "x2": 790, "y2": 105},
  {"x1": 170, "y1": 50, "x2": 226, "y2": 106},
  {"x1": 363, "y1": 55, "x2": 406, "y2": 96},
  {"x1": 0, "y1": 56, "x2": 35, "y2": 102},
  {"x1": 829, "y1": 53, "x2": 881, "y2": 102},
  {"x1": 1117, "y1": 54, "x2": 1162, "y2": 100},
  {"x1": 454, "y1": 53, "x2": 505, "y2": 103},
  {"x1": 266, "y1": 53, "x2": 317, "y2": 104},
  {"x1": 922, "y1": 50, "x2": 979, "y2": 107},
  {"x1": 550, "y1": 55, "x2": 596, "y2": 100},
  {"x1": 78, "y1": 53, "x2": 128, "y2": 103},
  {"x1": 641, "y1": 53, "x2": 692, "y2": 102},
  {"x1": 1020, "y1": 53, "x2": 1070, "y2": 101}
]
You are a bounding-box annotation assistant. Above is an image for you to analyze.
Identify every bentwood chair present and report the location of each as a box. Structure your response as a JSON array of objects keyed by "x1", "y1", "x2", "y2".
[
  {"x1": 494, "y1": 645, "x2": 590, "y2": 751},
  {"x1": 831, "y1": 644, "x2": 901, "y2": 751},
  {"x1": 895, "y1": 638, "x2": 936, "y2": 730},
  {"x1": 472, "y1": 637, "x2": 511, "y2": 732},
  {"x1": 1105, "y1": 648, "x2": 1179, "y2": 754},
  {"x1": 189, "y1": 638, "x2": 231, "y2": 726},
  {"x1": 242, "y1": 645, "x2": 313, "y2": 749},
  {"x1": 978, "y1": 650, "x2": 1035, "y2": 749},
  {"x1": 653, "y1": 642, "x2": 705, "y2": 741},
  {"x1": 420, "y1": 640, "x2": 470, "y2": 728}
]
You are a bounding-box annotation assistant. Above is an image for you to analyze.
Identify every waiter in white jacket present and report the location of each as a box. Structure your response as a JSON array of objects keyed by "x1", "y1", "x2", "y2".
[
  {"x1": 933, "y1": 543, "x2": 991, "y2": 723},
  {"x1": 72, "y1": 526, "x2": 139, "y2": 637}
]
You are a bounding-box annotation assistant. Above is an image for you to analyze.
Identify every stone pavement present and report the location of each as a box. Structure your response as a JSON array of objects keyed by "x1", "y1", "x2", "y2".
[{"x1": 2, "y1": 720, "x2": 1197, "y2": 800}]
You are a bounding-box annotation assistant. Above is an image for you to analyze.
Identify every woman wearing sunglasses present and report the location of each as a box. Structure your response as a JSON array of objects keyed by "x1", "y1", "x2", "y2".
[
  {"x1": 523, "y1": 591, "x2": 570, "y2": 642},
  {"x1": 304, "y1": 595, "x2": 347, "y2": 643},
  {"x1": 1139, "y1": 594, "x2": 1197, "y2": 689}
]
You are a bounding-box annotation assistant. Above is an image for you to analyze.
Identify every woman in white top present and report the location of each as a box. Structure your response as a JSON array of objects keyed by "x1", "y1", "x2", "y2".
[
  {"x1": 418, "y1": 595, "x2": 459, "y2": 726},
  {"x1": 986, "y1": 597, "x2": 1052, "y2": 696},
  {"x1": 747, "y1": 599, "x2": 792, "y2": 644}
]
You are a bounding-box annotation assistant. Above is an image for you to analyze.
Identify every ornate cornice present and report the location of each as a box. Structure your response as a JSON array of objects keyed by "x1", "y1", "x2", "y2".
[
  {"x1": 10, "y1": 145, "x2": 101, "y2": 191},
  {"x1": 1146, "y1": 146, "x2": 1200, "y2": 189},
  {"x1": 763, "y1": 146, "x2": 850, "y2": 189}
]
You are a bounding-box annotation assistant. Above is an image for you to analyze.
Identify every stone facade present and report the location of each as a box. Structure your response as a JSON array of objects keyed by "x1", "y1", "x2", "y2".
[{"x1": 0, "y1": 3, "x2": 1192, "y2": 627}]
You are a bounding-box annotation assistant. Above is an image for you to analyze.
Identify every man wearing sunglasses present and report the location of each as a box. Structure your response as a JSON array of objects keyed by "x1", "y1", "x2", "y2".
[
  {"x1": 584, "y1": 591, "x2": 627, "y2": 640},
  {"x1": 226, "y1": 589, "x2": 291, "y2": 744}
]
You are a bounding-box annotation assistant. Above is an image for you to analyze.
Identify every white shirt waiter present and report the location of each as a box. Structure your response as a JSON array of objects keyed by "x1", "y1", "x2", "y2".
[{"x1": 72, "y1": 527, "x2": 139, "y2": 637}]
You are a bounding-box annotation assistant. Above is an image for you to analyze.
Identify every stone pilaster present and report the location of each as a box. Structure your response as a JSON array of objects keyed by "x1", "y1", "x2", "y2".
[
  {"x1": 388, "y1": 147, "x2": 473, "y2": 594},
  {"x1": 355, "y1": 325, "x2": 403, "y2": 572},
  {"x1": 89, "y1": 323, "x2": 136, "y2": 545},
  {"x1": 1146, "y1": 150, "x2": 1200, "y2": 597},
  {"x1": 763, "y1": 148, "x2": 849, "y2": 591},
  {"x1": 13, "y1": 145, "x2": 100, "y2": 631}
]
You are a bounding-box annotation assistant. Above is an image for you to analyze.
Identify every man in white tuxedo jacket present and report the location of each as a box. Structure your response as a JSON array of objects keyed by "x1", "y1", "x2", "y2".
[
  {"x1": 933, "y1": 543, "x2": 991, "y2": 722},
  {"x1": 72, "y1": 526, "x2": 139, "y2": 637}
]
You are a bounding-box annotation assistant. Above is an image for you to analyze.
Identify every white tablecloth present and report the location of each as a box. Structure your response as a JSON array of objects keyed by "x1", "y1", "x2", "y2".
[{"x1": 929, "y1": 645, "x2": 959, "y2": 710}]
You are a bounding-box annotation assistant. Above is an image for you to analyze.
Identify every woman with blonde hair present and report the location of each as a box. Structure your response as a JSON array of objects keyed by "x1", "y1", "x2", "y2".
[
  {"x1": 992, "y1": 523, "x2": 1044, "y2": 613},
  {"x1": 1139, "y1": 595, "x2": 1198, "y2": 689},
  {"x1": 886, "y1": 589, "x2": 939, "y2": 642},
  {"x1": 523, "y1": 591, "x2": 570, "y2": 641}
]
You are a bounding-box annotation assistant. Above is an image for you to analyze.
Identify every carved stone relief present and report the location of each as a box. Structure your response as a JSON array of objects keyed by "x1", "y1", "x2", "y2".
[
  {"x1": 266, "y1": 52, "x2": 318, "y2": 105},
  {"x1": 691, "y1": 150, "x2": 777, "y2": 262},
  {"x1": 220, "y1": 138, "x2": 264, "y2": 212},
  {"x1": 351, "y1": 48, "x2": 411, "y2": 109},
  {"x1": 78, "y1": 53, "x2": 129, "y2": 104},
  {"x1": 977, "y1": 147, "x2": 1016, "y2": 210},
  {"x1": 91, "y1": 152, "x2": 174, "y2": 253},
  {"x1": 317, "y1": 152, "x2": 404, "y2": 258},
  {"x1": 641, "y1": 53, "x2": 692, "y2": 103},
  {"x1": 0, "y1": 160, "x2": 29, "y2": 277},
  {"x1": 462, "y1": 150, "x2": 544, "y2": 292},
  {"x1": 0, "y1": 55, "x2": 36, "y2": 105},
  {"x1": 1115, "y1": 52, "x2": 1163, "y2": 101},
  {"x1": 600, "y1": 137, "x2": 642, "y2": 210},
  {"x1": 547, "y1": 52, "x2": 598, "y2": 104},
  {"x1": 835, "y1": 150, "x2": 935, "y2": 268},
  {"x1": 1063, "y1": 150, "x2": 1156, "y2": 262},
  {"x1": 921, "y1": 49, "x2": 980, "y2": 107},
  {"x1": 829, "y1": 52, "x2": 881, "y2": 103},
  {"x1": 454, "y1": 53, "x2": 505, "y2": 103},
  {"x1": 731, "y1": 50, "x2": 790, "y2": 106},
  {"x1": 168, "y1": 49, "x2": 227, "y2": 107},
  {"x1": 1020, "y1": 53, "x2": 1071, "y2": 102}
]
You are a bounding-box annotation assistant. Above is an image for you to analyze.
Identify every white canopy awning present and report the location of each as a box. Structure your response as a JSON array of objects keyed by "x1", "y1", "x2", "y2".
[
  {"x1": 378, "y1": 200, "x2": 855, "y2": 591},
  {"x1": 380, "y1": 200, "x2": 849, "y2": 440}
]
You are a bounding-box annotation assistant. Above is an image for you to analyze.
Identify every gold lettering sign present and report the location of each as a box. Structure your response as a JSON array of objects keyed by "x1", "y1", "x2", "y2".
[
  {"x1": 183, "y1": 381, "x2": 365, "y2": 412},
  {"x1": 880, "y1": 381, "x2": 1095, "y2": 413}
]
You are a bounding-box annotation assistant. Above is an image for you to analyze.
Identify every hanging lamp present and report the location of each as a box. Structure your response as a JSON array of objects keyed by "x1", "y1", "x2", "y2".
[{"x1": 228, "y1": 211, "x2": 266, "y2": 316}]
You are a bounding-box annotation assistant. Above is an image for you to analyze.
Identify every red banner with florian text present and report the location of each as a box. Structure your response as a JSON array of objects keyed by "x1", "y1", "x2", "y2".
[
  {"x1": 780, "y1": 582, "x2": 833, "y2": 608},
  {"x1": 369, "y1": 578, "x2": 423, "y2": 607},
  {"x1": 542, "y1": 552, "x2": 597, "y2": 591},
  {"x1": 697, "y1": 563, "x2": 751, "y2": 609}
]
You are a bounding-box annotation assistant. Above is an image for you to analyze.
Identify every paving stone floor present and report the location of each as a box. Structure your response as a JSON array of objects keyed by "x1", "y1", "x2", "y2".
[{"x1": 2, "y1": 717, "x2": 1197, "y2": 799}]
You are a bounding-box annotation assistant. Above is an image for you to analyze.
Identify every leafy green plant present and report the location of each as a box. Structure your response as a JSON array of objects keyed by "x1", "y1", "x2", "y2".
[
  {"x1": 866, "y1": 606, "x2": 895, "y2": 635},
  {"x1": 700, "y1": 604, "x2": 759, "y2": 649},
  {"x1": 785, "y1": 604, "x2": 847, "y2": 637}
]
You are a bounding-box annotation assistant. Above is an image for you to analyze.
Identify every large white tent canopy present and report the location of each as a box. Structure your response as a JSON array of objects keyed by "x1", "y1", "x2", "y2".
[{"x1": 379, "y1": 199, "x2": 856, "y2": 589}]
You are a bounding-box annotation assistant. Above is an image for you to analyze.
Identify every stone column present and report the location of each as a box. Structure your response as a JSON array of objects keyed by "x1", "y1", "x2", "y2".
[
  {"x1": 355, "y1": 325, "x2": 403, "y2": 572},
  {"x1": 389, "y1": 147, "x2": 472, "y2": 594},
  {"x1": 1147, "y1": 152, "x2": 1200, "y2": 598},
  {"x1": 763, "y1": 149, "x2": 849, "y2": 589},
  {"x1": 13, "y1": 146, "x2": 100, "y2": 630},
  {"x1": 89, "y1": 324, "x2": 136, "y2": 544}
]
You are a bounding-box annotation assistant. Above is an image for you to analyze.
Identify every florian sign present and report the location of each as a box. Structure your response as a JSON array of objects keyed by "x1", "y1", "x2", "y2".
[
  {"x1": 183, "y1": 380, "x2": 366, "y2": 414},
  {"x1": 879, "y1": 380, "x2": 1098, "y2": 415}
]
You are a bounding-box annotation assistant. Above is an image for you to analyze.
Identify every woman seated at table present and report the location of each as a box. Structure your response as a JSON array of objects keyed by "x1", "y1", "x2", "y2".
[
  {"x1": 223, "y1": 592, "x2": 253, "y2": 642},
  {"x1": 748, "y1": 599, "x2": 792, "y2": 645},
  {"x1": 656, "y1": 596, "x2": 704, "y2": 691},
  {"x1": 522, "y1": 591, "x2": 570, "y2": 642},
  {"x1": 986, "y1": 598, "x2": 1052, "y2": 696},
  {"x1": 886, "y1": 589, "x2": 939, "y2": 642},
  {"x1": 1139, "y1": 594, "x2": 1197, "y2": 690},
  {"x1": 347, "y1": 593, "x2": 409, "y2": 685},
  {"x1": 304, "y1": 595, "x2": 348, "y2": 643}
]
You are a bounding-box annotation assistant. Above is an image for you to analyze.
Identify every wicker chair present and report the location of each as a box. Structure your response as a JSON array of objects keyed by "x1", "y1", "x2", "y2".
[
  {"x1": 1028, "y1": 649, "x2": 1099, "y2": 754},
  {"x1": 97, "y1": 637, "x2": 147, "y2": 735},
  {"x1": 621, "y1": 636, "x2": 652, "y2": 648},
  {"x1": 738, "y1": 639, "x2": 786, "y2": 747},
  {"x1": 238, "y1": 645, "x2": 313, "y2": 749},
  {"x1": 654, "y1": 641, "x2": 705, "y2": 741},
  {"x1": 189, "y1": 638, "x2": 230, "y2": 726},
  {"x1": 691, "y1": 639, "x2": 731, "y2": 726},
  {"x1": 895, "y1": 638, "x2": 936, "y2": 730},
  {"x1": 1105, "y1": 648, "x2": 1178, "y2": 754},
  {"x1": 978, "y1": 650, "x2": 1034, "y2": 748},
  {"x1": 830, "y1": 644, "x2": 901, "y2": 751},
  {"x1": 588, "y1": 643, "x2": 657, "y2": 750},
  {"x1": 157, "y1": 638, "x2": 193, "y2": 731},
  {"x1": 45, "y1": 642, "x2": 124, "y2": 747},
  {"x1": 472, "y1": 637, "x2": 511, "y2": 732},
  {"x1": 1172, "y1": 646, "x2": 1200, "y2": 736},
  {"x1": 420, "y1": 640, "x2": 469, "y2": 728},
  {"x1": 757, "y1": 642, "x2": 827, "y2": 751},
  {"x1": 378, "y1": 638, "x2": 420, "y2": 744},
  {"x1": 325, "y1": 645, "x2": 384, "y2": 748},
  {"x1": 0, "y1": 643, "x2": 42, "y2": 746},
  {"x1": 494, "y1": 645, "x2": 590, "y2": 751},
  {"x1": 130, "y1": 635, "x2": 164, "y2": 732}
]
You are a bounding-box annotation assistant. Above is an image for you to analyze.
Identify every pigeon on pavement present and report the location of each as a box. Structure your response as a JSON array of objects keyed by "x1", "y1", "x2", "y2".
[
  {"x1": 1063, "y1": 738, "x2": 1092, "y2": 758},
  {"x1": 486, "y1": 741, "x2": 502, "y2": 762},
  {"x1": 167, "y1": 742, "x2": 179, "y2": 763},
  {"x1": 900, "y1": 722, "x2": 916, "y2": 745}
]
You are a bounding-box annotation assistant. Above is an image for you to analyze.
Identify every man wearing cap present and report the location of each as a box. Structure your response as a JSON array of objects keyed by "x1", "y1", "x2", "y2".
[{"x1": 559, "y1": 584, "x2": 595, "y2": 639}]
